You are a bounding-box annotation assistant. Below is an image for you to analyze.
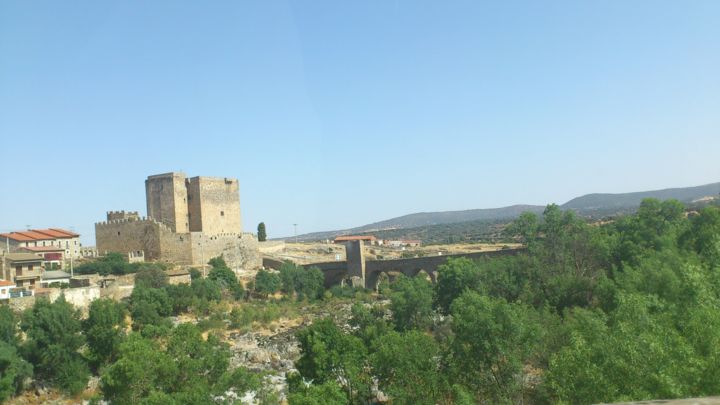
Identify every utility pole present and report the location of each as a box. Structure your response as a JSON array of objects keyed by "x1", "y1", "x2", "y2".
[{"x1": 293, "y1": 224, "x2": 298, "y2": 244}]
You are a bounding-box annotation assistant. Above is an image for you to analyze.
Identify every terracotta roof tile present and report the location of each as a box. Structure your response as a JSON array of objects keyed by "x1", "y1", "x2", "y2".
[
  {"x1": 0, "y1": 228, "x2": 79, "y2": 242},
  {"x1": 334, "y1": 235, "x2": 377, "y2": 242}
]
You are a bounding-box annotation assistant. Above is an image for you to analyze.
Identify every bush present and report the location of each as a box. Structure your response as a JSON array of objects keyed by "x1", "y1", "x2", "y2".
[
  {"x1": 207, "y1": 257, "x2": 245, "y2": 300},
  {"x1": 21, "y1": 296, "x2": 89, "y2": 394},
  {"x1": 254, "y1": 270, "x2": 281, "y2": 298}
]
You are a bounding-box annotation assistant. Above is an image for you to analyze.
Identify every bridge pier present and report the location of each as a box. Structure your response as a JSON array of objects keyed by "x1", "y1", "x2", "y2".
[{"x1": 345, "y1": 240, "x2": 366, "y2": 287}]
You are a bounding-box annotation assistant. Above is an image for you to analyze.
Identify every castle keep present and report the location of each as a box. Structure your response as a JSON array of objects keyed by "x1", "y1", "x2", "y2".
[{"x1": 95, "y1": 172, "x2": 260, "y2": 270}]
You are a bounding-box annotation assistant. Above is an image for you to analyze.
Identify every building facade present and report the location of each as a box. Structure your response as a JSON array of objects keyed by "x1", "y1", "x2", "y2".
[
  {"x1": 0, "y1": 228, "x2": 81, "y2": 259},
  {"x1": 1, "y1": 253, "x2": 44, "y2": 290},
  {"x1": 96, "y1": 172, "x2": 260, "y2": 270}
]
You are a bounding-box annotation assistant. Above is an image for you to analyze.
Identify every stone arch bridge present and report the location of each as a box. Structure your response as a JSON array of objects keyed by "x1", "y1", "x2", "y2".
[{"x1": 263, "y1": 241, "x2": 523, "y2": 290}]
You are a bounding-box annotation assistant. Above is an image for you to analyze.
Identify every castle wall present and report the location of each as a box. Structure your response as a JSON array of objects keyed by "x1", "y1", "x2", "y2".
[
  {"x1": 190, "y1": 232, "x2": 260, "y2": 270},
  {"x1": 96, "y1": 172, "x2": 257, "y2": 271},
  {"x1": 145, "y1": 172, "x2": 189, "y2": 233},
  {"x1": 187, "y1": 177, "x2": 242, "y2": 234},
  {"x1": 95, "y1": 218, "x2": 162, "y2": 260},
  {"x1": 158, "y1": 229, "x2": 192, "y2": 265},
  {"x1": 107, "y1": 211, "x2": 140, "y2": 221},
  {"x1": 96, "y1": 217, "x2": 194, "y2": 264},
  {"x1": 186, "y1": 178, "x2": 203, "y2": 232}
]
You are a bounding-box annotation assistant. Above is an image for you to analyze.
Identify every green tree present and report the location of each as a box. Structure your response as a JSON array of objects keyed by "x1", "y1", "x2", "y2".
[
  {"x1": 287, "y1": 381, "x2": 347, "y2": 405},
  {"x1": 21, "y1": 296, "x2": 89, "y2": 394},
  {"x1": 101, "y1": 333, "x2": 178, "y2": 404},
  {"x1": 254, "y1": 269, "x2": 281, "y2": 298},
  {"x1": 76, "y1": 252, "x2": 131, "y2": 276},
  {"x1": 84, "y1": 298, "x2": 127, "y2": 368},
  {"x1": 681, "y1": 205, "x2": 720, "y2": 266},
  {"x1": 0, "y1": 341, "x2": 32, "y2": 402},
  {"x1": 546, "y1": 294, "x2": 698, "y2": 404},
  {"x1": 433, "y1": 257, "x2": 481, "y2": 314},
  {"x1": 279, "y1": 262, "x2": 299, "y2": 294},
  {"x1": 278, "y1": 262, "x2": 325, "y2": 300},
  {"x1": 371, "y1": 330, "x2": 449, "y2": 404},
  {"x1": 129, "y1": 286, "x2": 173, "y2": 332},
  {"x1": 257, "y1": 222, "x2": 267, "y2": 242},
  {"x1": 295, "y1": 318, "x2": 371, "y2": 402},
  {"x1": 0, "y1": 306, "x2": 19, "y2": 346},
  {"x1": 349, "y1": 303, "x2": 391, "y2": 347},
  {"x1": 134, "y1": 267, "x2": 169, "y2": 289},
  {"x1": 165, "y1": 324, "x2": 231, "y2": 399},
  {"x1": 449, "y1": 291, "x2": 537, "y2": 403},
  {"x1": 390, "y1": 276, "x2": 434, "y2": 331},
  {"x1": 295, "y1": 266, "x2": 325, "y2": 300},
  {"x1": 207, "y1": 257, "x2": 245, "y2": 300}
]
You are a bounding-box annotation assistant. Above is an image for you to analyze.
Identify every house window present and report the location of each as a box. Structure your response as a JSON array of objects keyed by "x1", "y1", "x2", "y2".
[
  {"x1": 221, "y1": 211, "x2": 224, "y2": 216},
  {"x1": 118, "y1": 231, "x2": 121, "y2": 236},
  {"x1": 29, "y1": 265, "x2": 33, "y2": 271},
  {"x1": 16, "y1": 266, "x2": 22, "y2": 276}
]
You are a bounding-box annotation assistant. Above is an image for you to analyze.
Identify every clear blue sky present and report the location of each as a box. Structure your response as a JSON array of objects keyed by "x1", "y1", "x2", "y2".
[{"x1": 1, "y1": 1, "x2": 719, "y2": 244}]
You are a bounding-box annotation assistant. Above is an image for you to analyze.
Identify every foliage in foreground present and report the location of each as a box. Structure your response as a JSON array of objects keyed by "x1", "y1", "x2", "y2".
[{"x1": 289, "y1": 201, "x2": 720, "y2": 405}]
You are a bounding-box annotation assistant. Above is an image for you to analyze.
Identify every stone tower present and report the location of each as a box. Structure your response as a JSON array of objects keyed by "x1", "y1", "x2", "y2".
[
  {"x1": 186, "y1": 176, "x2": 242, "y2": 234},
  {"x1": 145, "y1": 172, "x2": 190, "y2": 233}
]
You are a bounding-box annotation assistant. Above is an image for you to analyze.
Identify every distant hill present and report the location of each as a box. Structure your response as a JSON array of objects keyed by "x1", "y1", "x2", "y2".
[
  {"x1": 286, "y1": 205, "x2": 545, "y2": 242},
  {"x1": 562, "y1": 182, "x2": 720, "y2": 214},
  {"x1": 285, "y1": 181, "x2": 719, "y2": 242}
]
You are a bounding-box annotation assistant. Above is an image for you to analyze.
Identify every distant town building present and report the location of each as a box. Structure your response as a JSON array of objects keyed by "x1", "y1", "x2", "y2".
[
  {"x1": 0, "y1": 280, "x2": 16, "y2": 300},
  {"x1": 80, "y1": 246, "x2": 99, "y2": 258},
  {"x1": 386, "y1": 239, "x2": 422, "y2": 248},
  {"x1": 18, "y1": 246, "x2": 66, "y2": 269},
  {"x1": 41, "y1": 270, "x2": 71, "y2": 287},
  {"x1": 0, "y1": 228, "x2": 81, "y2": 259},
  {"x1": 333, "y1": 235, "x2": 379, "y2": 245},
  {"x1": 128, "y1": 250, "x2": 145, "y2": 263},
  {"x1": 1, "y1": 253, "x2": 44, "y2": 291}
]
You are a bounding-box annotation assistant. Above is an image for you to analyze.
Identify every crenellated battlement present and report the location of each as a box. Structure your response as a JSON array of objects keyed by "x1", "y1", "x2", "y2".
[
  {"x1": 106, "y1": 210, "x2": 140, "y2": 222},
  {"x1": 95, "y1": 216, "x2": 171, "y2": 231}
]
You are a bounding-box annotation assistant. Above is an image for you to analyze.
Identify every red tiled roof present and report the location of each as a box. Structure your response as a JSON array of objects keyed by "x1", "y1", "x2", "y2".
[
  {"x1": 0, "y1": 228, "x2": 78, "y2": 242},
  {"x1": 37, "y1": 228, "x2": 79, "y2": 238},
  {"x1": 334, "y1": 235, "x2": 377, "y2": 242},
  {"x1": 0, "y1": 280, "x2": 15, "y2": 287}
]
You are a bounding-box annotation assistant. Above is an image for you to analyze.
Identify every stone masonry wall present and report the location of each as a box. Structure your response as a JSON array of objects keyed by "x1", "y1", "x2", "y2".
[
  {"x1": 95, "y1": 218, "x2": 162, "y2": 260},
  {"x1": 190, "y1": 232, "x2": 260, "y2": 271},
  {"x1": 187, "y1": 176, "x2": 242, "y2": 234},
  {"x1": 145, "y1": 172, "x2": 189, "y2": 233},
  {"x1": 158, "y1": 229, "x2": 193, "y2": 265}
]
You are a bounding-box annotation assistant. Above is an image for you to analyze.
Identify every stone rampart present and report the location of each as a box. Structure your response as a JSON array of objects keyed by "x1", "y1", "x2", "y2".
[
  {"x1": 95, "y1": 217, "x2": 163, "y2": 259},
  {"x1": 190, "y1": 232, "x2": 261, "y2": 271}
]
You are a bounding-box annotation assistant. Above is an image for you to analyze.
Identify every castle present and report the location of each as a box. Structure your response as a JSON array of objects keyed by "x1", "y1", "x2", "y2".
[{"x1": 95, "y1": 172, "x2": 261, "y2": 270}]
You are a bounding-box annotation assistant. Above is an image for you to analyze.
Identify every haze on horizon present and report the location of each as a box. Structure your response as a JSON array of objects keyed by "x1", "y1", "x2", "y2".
[{"x1": 1, "y1": 1, "x2": 719, "y2": 243}]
